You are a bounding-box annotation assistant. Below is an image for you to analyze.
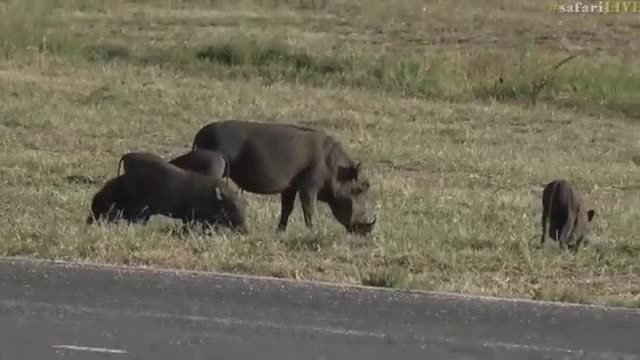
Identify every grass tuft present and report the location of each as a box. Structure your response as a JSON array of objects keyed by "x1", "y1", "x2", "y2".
[
  {"x1": 282, "y1": 233, "x2": 335, "y2": 252},
  {"x1": 85, "y1": 44, "x2": 132, "y2": 63},
  {"x1": 360, "y1": 267, "x2": 410, "y2": 289}
]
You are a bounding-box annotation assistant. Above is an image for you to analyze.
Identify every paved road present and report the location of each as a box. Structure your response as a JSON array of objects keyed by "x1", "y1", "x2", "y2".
[{"x1": 0, "y1": 258, "x2": 639, "y2": 360}]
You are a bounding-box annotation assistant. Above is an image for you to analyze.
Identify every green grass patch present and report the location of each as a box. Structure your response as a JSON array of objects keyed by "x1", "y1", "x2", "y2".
[
  {"x1": 194, "y1": 37, "x2": 343, "y2": 74},
  {"x1": 3, "y1": 0, "x2": 639, "y2": 117},
  {"x1": 69, "y1": 37, "x2": 640, "y2": 117}
]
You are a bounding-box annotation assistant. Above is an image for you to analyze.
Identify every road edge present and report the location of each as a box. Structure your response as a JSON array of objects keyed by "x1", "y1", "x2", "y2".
[{"x1": 2, "y1": 255, "x2": 639, "y2": 313}]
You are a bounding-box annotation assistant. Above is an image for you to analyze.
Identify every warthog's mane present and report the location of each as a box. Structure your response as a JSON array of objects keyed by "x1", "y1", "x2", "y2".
[
  {"x1": 324, "y1": 137, "x2": 345, "y2": 170},
  {"x1": 275, "y1": 121, "x2": 324, "y2": 133}
]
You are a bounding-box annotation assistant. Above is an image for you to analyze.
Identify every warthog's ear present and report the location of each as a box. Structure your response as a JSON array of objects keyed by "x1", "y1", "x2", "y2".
[
  {"x1": 587, "y1": 209, "x2": 595, "y2": 222},
  {"x1": 354, "y1": 162, "x2": 362, "y2": 180}
]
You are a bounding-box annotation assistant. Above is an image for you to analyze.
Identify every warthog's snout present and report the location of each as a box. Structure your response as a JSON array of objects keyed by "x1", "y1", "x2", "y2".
[{"x1": 347, "y1": 216, "x2": 377, "y2": 235}]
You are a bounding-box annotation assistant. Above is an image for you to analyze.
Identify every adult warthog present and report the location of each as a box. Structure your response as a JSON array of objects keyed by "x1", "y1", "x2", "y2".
[{"x1": 191, "y1": 119, "x2": 376, "y2": 235}]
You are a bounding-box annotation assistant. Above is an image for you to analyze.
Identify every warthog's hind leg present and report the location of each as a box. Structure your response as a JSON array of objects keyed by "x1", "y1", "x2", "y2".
[{"x1": 539, "y1": 208, "x2": 548, "y2": 248}]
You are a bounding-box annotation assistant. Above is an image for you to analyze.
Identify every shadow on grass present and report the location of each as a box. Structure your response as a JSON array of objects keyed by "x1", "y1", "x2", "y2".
[
  {"x1": 281, "y1": 233, "x2": 336, "y2": 252},
  {"x1": 194, "y1": 38, "x2": 344, "y2": 75}
]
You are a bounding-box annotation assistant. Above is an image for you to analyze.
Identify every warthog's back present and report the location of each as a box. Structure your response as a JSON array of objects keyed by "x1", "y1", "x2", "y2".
[
  {"x1": 544, "y1": 180, "x2": 580, "y2": 221},
  {"x1": 169, "y1": 150, "x2": 228, "y2": 179},
  {"x1": 118, "y1": 152, "x2": 189, "y2": 206},
  {"x1": 193, "y1": 120, "x2": 327, "y2": 156},
  {"x1": 192, "y1": 120, "x2": 334, "y2": 194},
  {"x1": 118, "y1": 152, "x2": 174, "y2": 178}
]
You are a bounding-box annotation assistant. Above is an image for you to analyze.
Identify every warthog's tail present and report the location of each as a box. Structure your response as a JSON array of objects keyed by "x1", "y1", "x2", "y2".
[
  {"x1": 546, "y1": 181, "x2": 561, "y2": 242},
  {"x1": 117, "y1": 155, "x2": 125, "y2": 176},
  {"x1": 219, "y1": 153, "x2": 231, "y2": 185}
]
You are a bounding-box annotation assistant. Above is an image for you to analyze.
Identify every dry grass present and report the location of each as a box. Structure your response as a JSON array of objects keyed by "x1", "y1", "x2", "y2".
[{"x1": 1, "y1": 0, "x2": 639, "y2": 307}]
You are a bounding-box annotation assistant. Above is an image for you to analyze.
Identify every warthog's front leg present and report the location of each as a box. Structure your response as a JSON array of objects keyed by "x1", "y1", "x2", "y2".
[
  {"x1": 169, "y1": 221, "x2": 192, "y2": 237},
  {"x1": 123, "y1": 204, "x2": 152, "y2": 225},
  {"x1": 277, "y1": 186, "x2": 298, "y2": 232},
  {"x1": 299, "y1": 188, "x2": 318, "y2": 229},
  {"x1": 539, "y1": 207, "x2": 548, "y2": 248},
  {"x1": 567, "y1": 230, "x2": 586, "y2": 253}
]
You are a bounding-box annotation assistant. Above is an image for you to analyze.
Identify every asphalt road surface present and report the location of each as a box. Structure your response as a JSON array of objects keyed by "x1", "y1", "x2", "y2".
[{"x1": 1, "y1": 258, "x2": 639, "y2": 360}]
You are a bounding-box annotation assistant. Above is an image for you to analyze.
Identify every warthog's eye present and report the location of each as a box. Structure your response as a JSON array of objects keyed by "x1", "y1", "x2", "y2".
[
  {"x1": 337, "y1": 164, "x2": 362, "y2": 182},
  {"x1": 351, "y1": 180, "x2": 369, "y2": 195}
]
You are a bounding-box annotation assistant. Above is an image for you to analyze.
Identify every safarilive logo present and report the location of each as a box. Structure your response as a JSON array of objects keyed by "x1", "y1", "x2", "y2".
[{"x1": 551, "y1": 1, "x2": 640, "y2": 13}]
